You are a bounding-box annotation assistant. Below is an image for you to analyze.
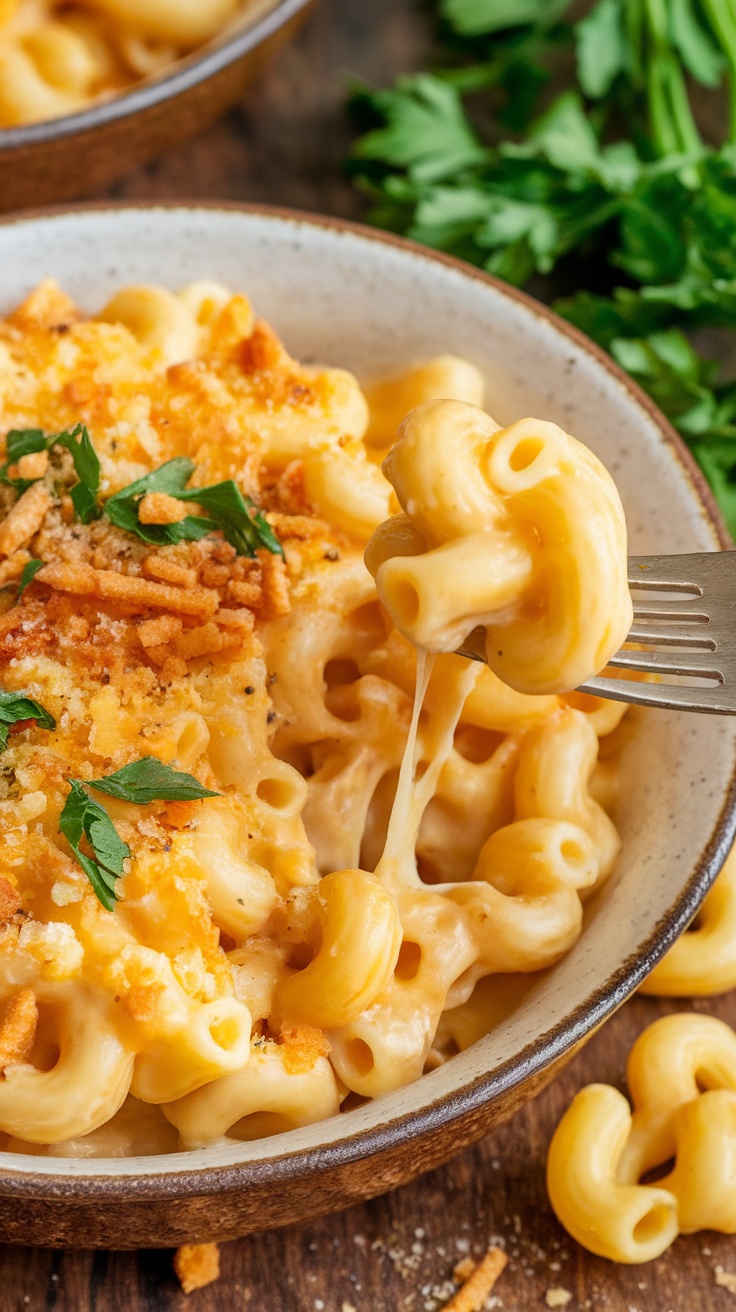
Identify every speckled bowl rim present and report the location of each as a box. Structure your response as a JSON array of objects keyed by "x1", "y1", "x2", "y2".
[
  {"x1": 0, "y1": 0, "x2": 312, "y2": 152},
  {"x1": 0, "y1": 201, "x2": 733, "y2": 1202}
]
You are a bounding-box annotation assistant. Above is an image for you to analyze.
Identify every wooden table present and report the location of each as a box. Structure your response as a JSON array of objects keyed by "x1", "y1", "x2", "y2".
[{"x1": 3, "y1": 2, "x2": 736, "y2": 1307}]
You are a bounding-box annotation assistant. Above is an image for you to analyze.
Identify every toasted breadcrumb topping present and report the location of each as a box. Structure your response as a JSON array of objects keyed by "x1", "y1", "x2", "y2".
[
  {"x1": 0, "y1": 989, "x2": 38, "y2": 1070},
  {"x1": 173, "y1": 1242, "x2": 221, "y2": 1294},
  {"x1": 0, "y1": 278, "x2": 355, "y2": 1027},
  {"x1": 443, "y1": 1247, "x2": 508, "y2": 1312}
]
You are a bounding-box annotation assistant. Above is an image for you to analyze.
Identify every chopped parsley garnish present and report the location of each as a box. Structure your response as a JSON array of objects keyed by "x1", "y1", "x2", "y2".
[
  {"x1": 59, "y1": 781, "x2": 130, "y2": 914},
  {"x1": 0, "y1": 429, "x2": 46, "y2": 492},
  {"x1": 104, "y1": 457, "x2": 284, "y2": 558},
  {"x1": 1, "y1": 427, "x2": 281, "y2": 556},
  {"x1": 0, "y1": 689, "x2": 55, "y2": 751},
  {"x1": 17, "y1": 559, "x2": 44, "y2": 599},
  {"x1": 58, "y1": 425, "x2": 100, "y2": 523},
  {"x1": 87, "y1": 756, "x2": 220, "y2": 804},
  {"x1": 0, "y1": 424, "x2": 100, "y2": 522},
  {"x1": 59, "y1": 757, "x2": 220, "y2": 910}
]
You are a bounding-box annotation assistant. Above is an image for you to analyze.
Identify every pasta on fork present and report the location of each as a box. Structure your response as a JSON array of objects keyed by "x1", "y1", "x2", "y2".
[{"x1": 0, "y1": 276, "x2": 630, "y2": 1155}]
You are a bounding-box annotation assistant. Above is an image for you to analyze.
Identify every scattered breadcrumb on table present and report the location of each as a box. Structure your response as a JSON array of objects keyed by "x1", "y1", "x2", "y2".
[
  {"x1": 545, "y1": 1289, "x2": 572, "y2": 1308},
  {"x1": 452, "y1": 1257, "x2": 477, "y2": 1284},
  {"x1": 173, "y1": 1243, "x2": 221, "y2": 1294},
  {"x1": 442, "y1": 1246, "x2": 507, "y2": 1312},
  {"x1": 716, "y1": 1266, "x2": 736, "y2": 1294}
]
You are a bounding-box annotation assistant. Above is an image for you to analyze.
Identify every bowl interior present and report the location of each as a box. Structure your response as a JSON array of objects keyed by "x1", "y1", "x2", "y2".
[{"x1": 0, "y1": 205, "x2": 733, "y2": 1181}]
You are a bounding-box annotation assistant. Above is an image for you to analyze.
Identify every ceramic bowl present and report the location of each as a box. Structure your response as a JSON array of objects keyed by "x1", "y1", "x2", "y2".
[
  {"x1": 0, "y1": 0, "x2": 313, "y2": 212},
  {"x1": 0, "y1": 203, "x2": 733, "y2": 1249}
]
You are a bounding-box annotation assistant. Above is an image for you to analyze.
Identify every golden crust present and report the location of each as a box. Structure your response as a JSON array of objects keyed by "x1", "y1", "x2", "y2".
[
  {"x1": 0, "y1": 282, "x2": 354, "y2": 1030},
  {"x1": 0, "y1": 483, "x2": 53, "y2": 558},
  {"x1": 0, "y1": 989, "x2": 38, "y2": 1070},
  {"x1": 279, "y1": 1023, "x2": 331, "y2": 1075},
  {"x1": 0, "y1": 878, "x2": 21, "y2": 927}
]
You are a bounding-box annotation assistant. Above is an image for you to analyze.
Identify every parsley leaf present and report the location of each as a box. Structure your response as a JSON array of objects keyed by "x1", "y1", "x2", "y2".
[
  {"x1": 104, "y1": 457, "x2": 283, "y2": 558},
  {"x1": 0, "y1": 688, "x2": 55, "y2": 751},
  {"x1": 17, "y1": 559, "x2": 44, "y2": 598},
  {"x1": 55, "y1": 425, "x2": 100, "y2": 524},
  {"x1": 440, "y1": 0, "x2": 570, "y2": 36},
  {"x1": 575, "y1": 0, "x2": 629, "y2": 99},
  {"x1": 351, "y1": 75, "x2": 489, "y2": 183},
  {"x1": 59, "y1": 781, "x2": 129, "y2": 913},
  {"x1": 0, "y1": 430, "x2": 47, "y2": 493},
  {"x1": 59, "y1": 758, "x2": 220, "y2": 909},
  {"x1": 0, "y1": 423, "x2": 100, "y2": 520},
  {"x1": 87, "y1": 757, "x2": 220, "y2": 804},
  {"x1": 103, "y1": 458, "x2": 204, "y2": 545},
  {"x1": 178, "y1": 481, "x2": 284, "y2": 558}
]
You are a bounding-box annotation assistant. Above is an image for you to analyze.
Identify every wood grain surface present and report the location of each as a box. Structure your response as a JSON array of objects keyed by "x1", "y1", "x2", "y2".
[{"x1": 2, "y1": 1, "x2": 736, "y2": 1307}]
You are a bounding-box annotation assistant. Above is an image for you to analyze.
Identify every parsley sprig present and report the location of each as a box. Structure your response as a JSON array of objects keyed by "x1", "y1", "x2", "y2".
[
  {"x1": 59, "y1": 757, "x2": 221, "y2": 911},
  {"x1": 104, "y1": 457, "x2": 284, "y2": 558},
  {"x1": 0, "y1": 689, "x2": 55, "y2": 751},
  {"x1": 0, "y1": 425, "x2": 100, "y2": 522},
  {"x1": 59, "y1": 781, "x2": 130, "y2": 914},
  {"x1": 87, "y1": 756, "x2": 220, "y2": 805},
  {"x1": 348, "y1": 0, "x2": 736, "y2": 535}
]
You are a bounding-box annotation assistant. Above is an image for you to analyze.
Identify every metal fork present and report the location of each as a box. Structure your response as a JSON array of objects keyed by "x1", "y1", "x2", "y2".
[{"x1": 457, "y1": 552, "x2": 736, "y2": 715}]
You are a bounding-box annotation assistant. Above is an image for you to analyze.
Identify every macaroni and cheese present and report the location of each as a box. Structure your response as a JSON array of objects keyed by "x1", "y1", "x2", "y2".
[
  {"x1": 0, "y1": 277, "x2": 629, "y2": 1156},
  {"x1": 0, "y1": 0, "x2": 265, "y2": 126}
]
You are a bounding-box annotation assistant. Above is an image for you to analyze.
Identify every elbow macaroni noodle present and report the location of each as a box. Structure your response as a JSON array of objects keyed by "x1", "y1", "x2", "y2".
[
  {"x1": 0, "y1": 275, "x2": 629, "y2": 1156},
  {"x1": 365, "y1": 398, "x2": 632, "y2": 695},
  {"x1": 0, "y1": 0, "x2": 264, "y2": 126},
  {"x1": 641, "y1": 845, "x2": 736, "y2": 997},
  {"x1": 548, "y1": 1013, "x2": 736, "y2": 1262}
]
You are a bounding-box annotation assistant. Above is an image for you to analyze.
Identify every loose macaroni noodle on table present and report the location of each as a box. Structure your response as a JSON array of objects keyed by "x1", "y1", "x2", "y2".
[
  {"x1": 0, "y1": 276, "x2": 629, "y2": 1156},
  {"x1": 548, "y1": 1013, "x2": 736, "y2": 1263}
]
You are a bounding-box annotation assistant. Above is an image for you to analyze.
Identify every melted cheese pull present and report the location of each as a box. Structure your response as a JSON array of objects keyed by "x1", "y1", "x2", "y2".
[{"x1": 365, "y1": 399, "x2": 632, "y2": 696}]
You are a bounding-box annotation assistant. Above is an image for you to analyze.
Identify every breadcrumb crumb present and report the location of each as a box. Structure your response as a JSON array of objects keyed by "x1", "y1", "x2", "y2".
[
  {"x1": 138, "y1": 492, "x2": 188, "y2": 525},
  {"x1": 173, "y1": 1242, "x2": 221, "y2": 1294},
  {"x1": 452, "y1": 1258, "x2": 477, "y2": 1283},
  {"x1": 442, "y1": 1246, "x2": 507, "y2": 1312},
  {"x1": 715, "y1": 1266, "x2": 736, "y2": 1294},
  {"x1": 0, "y1": 876, "x2": 21, "y2": 926},
  {"x1": 545, "y1": 1289, "x2": 572, "y2": 1308},
  {"x1": 0, "y1": 989, "x2": 38, "y2": 1069}
]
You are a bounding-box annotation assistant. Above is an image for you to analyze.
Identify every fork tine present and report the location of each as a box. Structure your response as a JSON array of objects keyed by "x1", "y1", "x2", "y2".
[
  {"x1": 632, "y1": 598, "x2": 710, "y2": 620},
  {"x1": 627, "y1": 553, "x2": 706, "y2": 591},
  {"x1": 456, "y1": 554, "x2": 736, "y2": 715},
  {"x1": 580, "y1": 675, "x2": 735, "y2": 715},
  {"x1": 627, "y1": 624, "x2": 716, "y2": 648},
  {"x1": 607, "y1": 649, "x2": 724, "y2": 679}
]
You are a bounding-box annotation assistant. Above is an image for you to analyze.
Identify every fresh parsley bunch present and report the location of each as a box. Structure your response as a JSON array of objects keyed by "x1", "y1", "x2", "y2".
[{"x1": 348, "y1": 0, "x2": 736, "y2": 534}]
